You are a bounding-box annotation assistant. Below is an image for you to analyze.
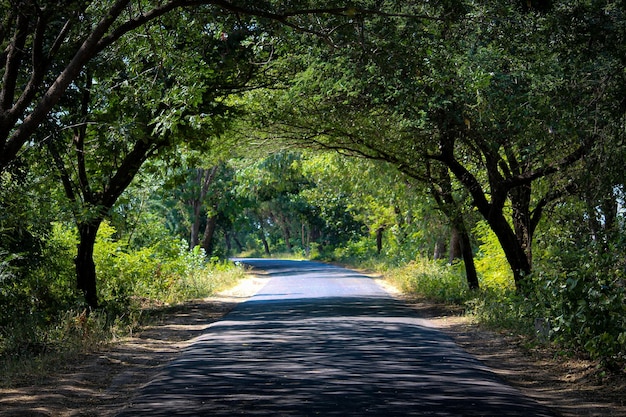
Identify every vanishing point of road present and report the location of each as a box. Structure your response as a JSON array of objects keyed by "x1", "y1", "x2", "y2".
[{"x1": 116, "y1": 259, "x2": 557, "y2": 416}]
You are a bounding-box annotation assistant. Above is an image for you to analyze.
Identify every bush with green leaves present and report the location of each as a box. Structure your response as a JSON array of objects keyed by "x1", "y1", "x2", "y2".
[
  {"x1": 531, "y1": 263, "x2": 626, "y2": 370},
  {"x1": 385, "y1": 257, "x2": 470, "y2": 304},
  {"x1": 94, "y1": 221, "x2": 244, "y2": 308},
  {"x1": 1, "y1": 219, "x2": 245, "y2": 367},
  {"x1": 331, "y1": 238, "x2": 378, "y2": 264},
  {"x1": 1, "y1": 223, "x2": 92, "y2": 359}
]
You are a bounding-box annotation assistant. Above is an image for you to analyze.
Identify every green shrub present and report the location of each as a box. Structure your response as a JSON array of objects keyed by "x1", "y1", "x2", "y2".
[
  {"x1": 386, "y1": 257, "x2": 470, "y2": 304},
  {"x1": 537, "y1": 266, "x2": 626, "y2": 369},
  {"x1": 94, "y1": 221, "x2": 245, "y2": 307},
  {"x1": 332, "y1": 238, "x2": 378, "y2": 263},
  {"x1": 473, "y1": 220, "x2": 515, "y2": 291},
  {"x1": 465, "y1": 289, "x2": 535, "y2": 334},
  {"x1": 1, "y1": 220, "x2": 247, "y2": 381}
]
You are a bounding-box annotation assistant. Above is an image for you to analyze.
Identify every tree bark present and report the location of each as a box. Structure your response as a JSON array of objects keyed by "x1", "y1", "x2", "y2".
[
  {"x1": 75, "y1": 220, "x2": 102, "y2": 310},
  {"x1": 201, "y1": 214, "x2": 218, "y2": 256},
  {"x1": 427, "y1": 161, "x2": 479, "y2": 290},
  {"x1": 438, "y1": 148, "x2": 531, "y2": 290},
  {"x1": 458, "y1": 226, "x2": 478, "y2": 290},
  {"x1": 301, "y1": 223, "x2": 311, "y2": 257},
  {"x1": 282, "y1": 219, "x2": 292, "y2": 252},
  {"x1": 487, "y1": 210, "x2": 532, "y2": 289},
  {"x1": 224, "y1": 230, "x2": 232, "y2": 253},
  {"x1": 433, "y1": 237, "x2": 447, "y2": 260},
  {"x1": 233, "y1": 234, "x2": 244, "y2": 252},
  {"x1": 189, "y1": 166, "x2": 218, "y2": 249},
  {"x1": 258, "y1": 218, "x2": 271, "y2": 256},
  {"x1": 376, "y1": 227, "x2": 384, "y2": 255},
  {"x1": 449, "y1": 227, "x2": 462, "y2": 263},
  {"x1": 261, "y1": 233, "x2": 271, "y2": 256},
  {"x1": 510, "y1": 183, "x2": 533, "y2": 270}
]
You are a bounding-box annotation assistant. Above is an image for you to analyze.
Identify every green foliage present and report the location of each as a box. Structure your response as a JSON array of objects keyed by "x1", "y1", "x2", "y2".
[
  {"x1": 0, "y1": 219, "x2": 245, "y2": 371},
  {"x1": 473, "y1": 220, "x2": 515, "y2": 290},
  {"x1": 93, "y1": 221, "x2": 243, "y2": 308},
  {"x1": 387, "y1": 258, "x2": 470, "y2": 304},
  {"x1": 331, "y1": 238, "x2": 379, "y2": 264},
  {"x1": 530, "y1": 255, "x2": 626, "y2": 369},
  {"x1": 1, "y1": 0, "x2": 626, "y2": 378},
  {"x1": 354, "y1": 254, "x2": 470, "y2": 304},
  {"x1": 465, "y1": 290, "x2": 536, "y2": 335}
]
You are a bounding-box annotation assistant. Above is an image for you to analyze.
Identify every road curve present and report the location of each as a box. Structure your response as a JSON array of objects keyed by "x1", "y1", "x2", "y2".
[{"x1": 116, "y1": 259, "x2": 557, "y2": 416}]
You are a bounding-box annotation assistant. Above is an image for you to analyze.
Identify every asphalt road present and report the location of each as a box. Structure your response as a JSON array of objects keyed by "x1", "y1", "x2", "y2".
[{"x1": 116, "y1": 259, "x2": 557, "y2": 416}]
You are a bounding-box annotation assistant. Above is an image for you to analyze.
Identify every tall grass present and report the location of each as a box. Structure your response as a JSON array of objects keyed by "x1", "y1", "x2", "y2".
[
  {"x1": 385, "y1": 258, "x2": 470, "y2": 304},
  {"x1": 369, "y1": 250, "x2": 625, "y2": 371}
]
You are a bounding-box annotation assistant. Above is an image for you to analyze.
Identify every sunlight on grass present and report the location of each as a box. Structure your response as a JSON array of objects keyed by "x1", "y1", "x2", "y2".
[{"x1": 384, "y1": 257, "x2": 470, "y2": 304}]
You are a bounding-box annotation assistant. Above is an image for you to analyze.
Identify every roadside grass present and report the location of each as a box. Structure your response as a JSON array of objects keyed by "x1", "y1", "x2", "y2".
[
  {"x1": 0, "y1": 262, "x2": 246, "y2": 388},
  {"x1": 233, "y1": 249, "x2": 308, "y2": 260},
  {"x1": 362, "y1": 256, "x2": 624, "y2": 373},
  {"x1": 340, "y1": 255, "x2": 541, "y2": 341}
]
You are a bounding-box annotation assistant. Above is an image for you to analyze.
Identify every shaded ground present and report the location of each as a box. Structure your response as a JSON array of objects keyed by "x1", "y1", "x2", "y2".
[{"x1": 1, "y1": 275, "x2": 624, "y2": 417}]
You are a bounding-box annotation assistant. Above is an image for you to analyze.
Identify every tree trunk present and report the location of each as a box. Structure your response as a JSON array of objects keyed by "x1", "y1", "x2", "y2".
[
  {"x1": 76, "y1": 220, "x2": 102, "y2": 310},
  {"x1": 301, "y1": 223, "x2": 311, "y2": 257},
  {"x1": 433, "y1": 237, "x2": 447, "y2": 260},
  {"x1": 510, "y1": 183, "x2": 533, "y2": 270},
  {"x1": 190, "y1": 200, "x2": 202, "y2": 249},
  {"x1": 282, "y1": 221, "x2": 292, "y2": 253},
  {"x1": 261, "y1": 234, "x2": 271, "y2": 256},
  {"x1": 258, "y1": 219, "x2": 271, "y2": 256},
  {"x1": 439, "y1": 150, "x2": 533, "y2": 291},
  {"x1": 274, "y1": 212, "x2": 291, "y2": 253},
  {"x1": 201, "y1": 214, "x2": 218, "y2": 256},
  {"x1": 376, "y1": 227, "x2": 384, "y2": 255},
  {"x1": 233, "y1": 234, "x2": 244, "y2": 252},
  {"x1": 224, "y1": 230, "x2": 232, "y2": 253},
  {"x1": 427, "y1": 161, "x2": 479, "y2": 290},
  {"x1": 189, "y1": 167, "x2": 218, "y2": 249},
  {"x1": 448, "y1": 227, "x2": 462, "y2": 263},
  {"x1": 487, "y1": 212, "x2": 532, "y2": 289},
  {"x1": 458, "y1": 226, "x2": 479, "y2": 290}
]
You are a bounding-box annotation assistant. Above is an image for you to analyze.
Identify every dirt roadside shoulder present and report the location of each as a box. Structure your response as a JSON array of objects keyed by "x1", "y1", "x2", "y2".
[{"x1": 1, "y1": 274, "x2": 624, "y2": 417}]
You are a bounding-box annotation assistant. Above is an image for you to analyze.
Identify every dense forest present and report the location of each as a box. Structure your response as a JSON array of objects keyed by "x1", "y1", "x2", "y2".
[{"x1": 1, "y1": 1, "x2": 625, "y2": 371}]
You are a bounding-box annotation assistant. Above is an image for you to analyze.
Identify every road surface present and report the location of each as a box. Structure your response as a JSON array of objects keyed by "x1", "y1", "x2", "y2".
[{"x1": 116, "y1": 259, "x2": 557, "y2": 416}]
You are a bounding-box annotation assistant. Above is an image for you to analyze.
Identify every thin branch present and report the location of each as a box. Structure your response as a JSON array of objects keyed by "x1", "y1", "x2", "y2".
[{"x1": 0, "y1": 12, "x2": 28, "y2": 112}]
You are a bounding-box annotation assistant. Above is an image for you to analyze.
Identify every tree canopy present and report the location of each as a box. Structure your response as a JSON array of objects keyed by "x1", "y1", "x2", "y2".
[{"x1": 1, "y1": 0, "x2": 625, "y2": 369}]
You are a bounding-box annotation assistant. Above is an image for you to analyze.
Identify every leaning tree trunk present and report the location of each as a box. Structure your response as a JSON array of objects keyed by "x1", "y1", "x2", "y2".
[
  {"x1": 258, "y1": 218, "x2": 271, "y2": 256},
  {"x1": 232, "y1": 234, "x2": 244, "y2": 252},
  {"x1": 458, "y1": 226, "x2": 478, "y2": 290},
  {"x1": 486, "y1": 211, "x2": 532, "y2": 290},
  {"x1": 510, "y1": 183, "x2": 534, "y2": 270},
  {"x1": 76, "y1": 219, "x2": 103, "y2": 310},
  {"x1": 433, "y1": 237, "x2": 447, "y2": 260},
  {"x1": 224, "y1": 231, "x2": 232, "y2": 253},
  {"x1": 427, "y1": 161, "x2": 479, "y2": 290}
]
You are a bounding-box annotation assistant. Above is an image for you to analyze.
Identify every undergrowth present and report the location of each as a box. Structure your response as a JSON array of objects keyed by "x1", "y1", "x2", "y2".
[
  {"x1": 0, "y1": 222, "x2": 245, "y2": 386},
  {"x1": 381, "y1": 256, "x2": 626, "y2": 373},
  {"x1": 335, "y1": 238, "x2": 626, "y2": 374}
]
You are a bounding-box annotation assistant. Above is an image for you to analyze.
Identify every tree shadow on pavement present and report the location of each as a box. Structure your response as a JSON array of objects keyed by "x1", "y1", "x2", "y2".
[{"x1": 117, "y1": 296, "x2": 558, "y2": 417}]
